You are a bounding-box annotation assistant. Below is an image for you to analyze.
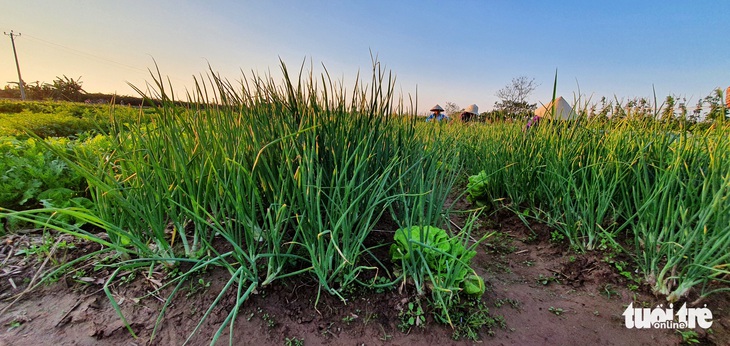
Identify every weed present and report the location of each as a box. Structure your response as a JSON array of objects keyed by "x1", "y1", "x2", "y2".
[
  {"x1": 610, "y1": 260, "x2": 636, "y2": 282},
  {"x1": 284, "y1": 337, "x2": 304, "y2": 346},
  {"x1": 254, "y1": 307, "x2": 276, "y2": 329},
  {"x1": 398, "y1": 299, "x2": 425, "y2": 332},
  {"x1": 494, "y1": 298, "x2": 521, "y2": 310},
  {"x1": 8, "y1": 320, "x2": 22, "y2": 329},
  {"x1": 71, "y1": 269, "x2": 87, "y2": 283},
  {"x1": 449, "y1": 296, "x2": 505, "y2": 341},
  {"x1": 118, "y1": 270, "x2": 136, "y2": 284},
  {"x1": 16, "y1": 235, "x2": 75, "y2": 266},
  {"x1": 675, "y1": 329, "x2": 700, "y2": 344},
  {"x1": 523, "y1": 233, "x2": 538, "y2": 244},
  {"x1": 536, "y1": 273, "x2": 560, "y2": 286},
  {"x1": 262, "y1": 313, "x2": 276, "y2": 328},
  {"x1": 601, "y1": 284, "x2": 619, "y2": 300},
  {"x1": 548, "y1": 307, "x2": 564, "y2": 316},
  {"x1": 494, "y1": 262, "x2": 513, "y2": 274},
  {"x1": 341, "y1": 314, "x2": 356, "y2": 325},
  {"x1": 485, "y1": 232, "x2": 516, "y2": 254},
  {"x1": 372, "y1": 276, "x2": 394, "y2": 294},
  {"x1": 550, "y1": 231, "x2": 565, "y2": 243},
  {"x1": 186, "y1": 278, "x2": 211, "y2": 297}
]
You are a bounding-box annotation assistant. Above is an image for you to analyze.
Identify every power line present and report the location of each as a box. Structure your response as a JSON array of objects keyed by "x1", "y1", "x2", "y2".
[
  {"x1": 22, "y1": 33, "x2": 148, "y2": 74},
  {"x1": 20, "y1": 33, "x2": 193, "y2": 88},
  {"x1": 4, "y1": 30, "x2": 26, "y2": 100}
]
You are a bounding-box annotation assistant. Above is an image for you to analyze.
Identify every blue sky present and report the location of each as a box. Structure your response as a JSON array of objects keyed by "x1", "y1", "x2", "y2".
[{"x1": 1, "y1": 1, "x2": 728, "y2": 114}]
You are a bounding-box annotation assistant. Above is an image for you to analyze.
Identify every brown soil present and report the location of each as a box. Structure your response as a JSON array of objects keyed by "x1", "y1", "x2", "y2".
[{"x1": 1, "y1": 211, "x2": 728, "y2": 346}]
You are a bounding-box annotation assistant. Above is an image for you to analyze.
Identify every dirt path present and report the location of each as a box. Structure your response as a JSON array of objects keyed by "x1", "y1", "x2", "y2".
[{"x1": 0, "y1": 214, "x2": 727, "y2": 345}]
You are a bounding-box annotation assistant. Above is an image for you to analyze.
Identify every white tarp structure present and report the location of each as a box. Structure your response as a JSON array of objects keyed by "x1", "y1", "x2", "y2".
[{"x1": 535, "y1": 96, "x2": 578, "y2": 120}]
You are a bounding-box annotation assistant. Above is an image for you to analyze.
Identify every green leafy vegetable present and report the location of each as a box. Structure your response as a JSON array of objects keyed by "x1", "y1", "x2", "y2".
[
  {"x1": 390, "y1": 226, "x2": 483, "y2": 296},
  {"x1": 466, "y1": 170, "x2": 490, "y2": 207}
]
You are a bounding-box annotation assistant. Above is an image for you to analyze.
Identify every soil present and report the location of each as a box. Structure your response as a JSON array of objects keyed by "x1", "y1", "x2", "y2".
[{"x1": 1, "y1": 209, "x2": 728, "y2": 346}]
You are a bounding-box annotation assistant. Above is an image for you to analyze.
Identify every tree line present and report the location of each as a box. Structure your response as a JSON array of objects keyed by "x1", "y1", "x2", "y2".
[{"x1": 1, "y1": 75, "x2": 147, "y2": 106}]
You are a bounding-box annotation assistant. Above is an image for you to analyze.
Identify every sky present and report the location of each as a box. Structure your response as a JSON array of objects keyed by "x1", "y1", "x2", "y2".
[{"x1": 1, "y1": 1, "x2": 728, "y2": 114}]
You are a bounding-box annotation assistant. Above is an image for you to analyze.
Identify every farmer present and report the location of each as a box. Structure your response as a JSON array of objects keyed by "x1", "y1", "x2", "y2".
[
  {"x1": 426, "y1": 104, "x2": 448, "y2": 122},
  {"x1": 460, "y1": 104, "x2": 479, "y2": 122}
]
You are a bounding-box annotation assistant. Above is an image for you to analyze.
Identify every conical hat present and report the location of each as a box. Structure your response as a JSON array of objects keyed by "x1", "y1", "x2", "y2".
[
  {"x1": 465, "y1": 104, "x2": 478, "y2": 114},
  {"x1": 430, "y1": 104, "x2": 444, "y2": 112},
  {"x1": 535, "y1": 97, "x2": 577, "y2": 120}
]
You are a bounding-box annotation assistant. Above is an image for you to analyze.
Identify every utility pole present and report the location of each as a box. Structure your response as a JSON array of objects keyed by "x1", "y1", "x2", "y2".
[{"x1": 4, "y1": 30, "x2": 26, "y2": 100}]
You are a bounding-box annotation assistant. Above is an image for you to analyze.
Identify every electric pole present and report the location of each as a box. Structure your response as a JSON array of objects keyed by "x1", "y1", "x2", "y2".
[{"x1": 4, "y1": 30, "x2": 26, "y2": 100}]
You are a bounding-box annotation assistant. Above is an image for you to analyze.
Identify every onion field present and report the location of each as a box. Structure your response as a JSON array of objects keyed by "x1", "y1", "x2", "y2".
[{"x1": 1, "y1": 62, "x2": 728, "y2": 344}]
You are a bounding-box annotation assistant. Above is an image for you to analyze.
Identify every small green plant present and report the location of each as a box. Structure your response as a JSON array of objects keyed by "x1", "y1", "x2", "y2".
[
  {"x1": 675, "y1": 329, "x2": 700, "y2": 344},
  {"x1": 550, "y1": 231, "x2": 565, "y2": 243},
  {"x1": 523, "y1": 233, "x2": 538, "y2": 244},
  {"x1": 391, "y1": 226, "x2": 486, "y2": 296},
  {"x1": 611, "y1": 260, "x2": 635, "y2": 281},
  {"x1": 15, "y1": 235, "x2": 75, "y2": 265},
  {"x1": 493, "y1": 262, "x2": 512, "y2": 274},
  {"x1": 284, "y1": 337, "x2": 304, "y2": 346},
  {"x1": 372, "y1": 276, "x2": 394, "y2": 294},
  {"x1": 254, "y1": 307, "x2": 276, "y2": 329},
  {"x1": 536, "y1": 273, "x2": 560, "y2": 286},
  {"x1": 118, "y1": 270, "x2": 137, "y2": 284},
  {"x1": 186, "y1": 278, "x2": 211, "y2": 297},
  {"x1": 494, "y1": 298, "x2": 521, "y2": 310},
  {"x1": 262, "y1": 313, "x2": 276, "y2": 328},
  {"x1": 341, "y1": 314, "x2": 356, "y2": 325},
  {"x1": 449, "y1": 296, "x2": 505, "y2": 341},
  {"x1": 601, "y1": 284, "x2": 619, "y2": 300},
  {"x1": 548, "y1": 306, "x2": 564, "y2": 316},
  {"x1": 484, "y1": 232, "x2": 516, "y2": 254},
  {"x1": 398, "y1": 299, "x2": 425, "y2": 332}
]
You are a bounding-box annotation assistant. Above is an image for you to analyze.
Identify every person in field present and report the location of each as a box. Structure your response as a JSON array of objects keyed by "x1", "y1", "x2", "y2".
[
  {"x1": 460, "y1": 104, "x2": 479, "y2": 122},
  {"x1": 524, "y1": 114, "x2": 541, "y2": 131},
  {"x1": 426, "y1": 104, "x2": 448, "y2": 122}
]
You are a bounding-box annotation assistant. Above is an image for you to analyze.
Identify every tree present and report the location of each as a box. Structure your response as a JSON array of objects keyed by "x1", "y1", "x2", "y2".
[
  {"x1": 443, "y1": 101, "x2": 460, "y2": 117},
  {"x1": 494, "y1": 76, "x2": 538, "y2": 119},
  {"x1": 48, "y1": 75, "x2": 86, "y2": 102},
  {"x1": 704, "y1": 88, "x2": 728, "y2": 122},
  {"x1": 660, "y1": 95, "x2": 675, "y2": 122}
]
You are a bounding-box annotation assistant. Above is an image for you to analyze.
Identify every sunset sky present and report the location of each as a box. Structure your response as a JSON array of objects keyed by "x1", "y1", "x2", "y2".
[{"x1": 2, "y1": 1, "x2": 728, "y2": 114}]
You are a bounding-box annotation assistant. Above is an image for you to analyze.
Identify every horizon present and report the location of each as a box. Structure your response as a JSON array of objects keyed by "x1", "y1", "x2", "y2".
[{"x1": 2, "y1": 1, "x2": 728, "y2": 114}]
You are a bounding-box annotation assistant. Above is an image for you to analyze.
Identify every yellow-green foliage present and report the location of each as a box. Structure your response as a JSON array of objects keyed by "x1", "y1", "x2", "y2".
[{"x1": 0, "y1": 100, "x2": 148, "y2": 138}]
